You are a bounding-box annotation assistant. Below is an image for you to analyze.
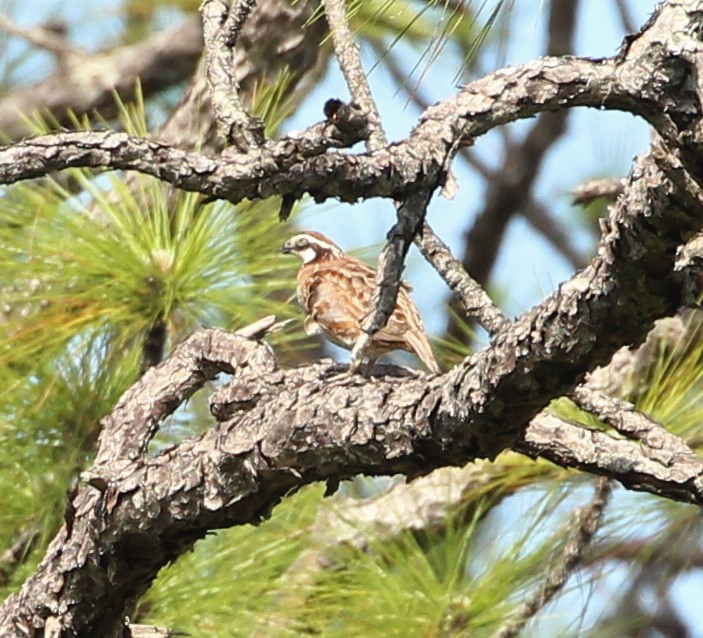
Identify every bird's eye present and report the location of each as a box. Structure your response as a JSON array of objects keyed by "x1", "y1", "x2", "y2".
[{"x1": 295, "y1": 238, "x2": 308, "y2": 248}]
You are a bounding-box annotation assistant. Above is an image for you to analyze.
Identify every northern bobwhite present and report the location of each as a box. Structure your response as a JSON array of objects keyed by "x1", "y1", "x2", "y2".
[{"x1": 282, "y1": 231, "x2": 440, "y2": 373}]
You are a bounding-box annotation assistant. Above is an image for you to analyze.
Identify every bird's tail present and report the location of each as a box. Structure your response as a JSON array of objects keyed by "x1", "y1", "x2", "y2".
[{"x1": 405, "y1": 329, "x2": 441, "y2": 374}]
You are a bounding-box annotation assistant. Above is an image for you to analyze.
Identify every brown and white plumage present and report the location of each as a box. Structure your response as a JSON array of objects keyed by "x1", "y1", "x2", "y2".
[{"x1": 282, "y1": 231, "x2": 440, "y2": 374}]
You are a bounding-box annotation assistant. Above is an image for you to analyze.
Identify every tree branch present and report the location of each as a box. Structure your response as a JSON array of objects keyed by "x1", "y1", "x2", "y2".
[
  {"x1": 571, "y1": 385, "x2": 696, "y2": 459},
  {"x1": 4, "y1": 2, "x2": 703, "y2": 635},
  {"x1": 200, "y1": 0, "x2": 265, "y2": 150},
  {"x1": 415, "y1": 221, "x2": 510, "y2": 335},
  {"x1": 95, "y1": 318, "x2": 283, "y2": 465},
  {"x1": 0, "y1": 22, "x2": 692, "y2": 207},
  {"x1": 159, "y1": 0, "x2": 327, "y2": 152},
  {"x1": 0, "y1": 14, "x2": 77, "y2": 58},
  {"x1": 322, "y1": 0, "x2": 386, "y2": 152},
  {"x1": 0, "y1": 18, "x2": 203, "y2": 140},
  {"x1": 572, "y1": 177, "x2": 625, "y2": 206}
]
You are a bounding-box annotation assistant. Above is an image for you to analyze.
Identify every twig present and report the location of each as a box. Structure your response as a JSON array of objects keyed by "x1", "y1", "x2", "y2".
[
  {"x1": 321, "y1": 0, "x2": 386, "y2": 152},
  {"x1": 415, "y1": 221, "x2": 510, "y2": 335},
  {"x1": 447, "y1": 0, "x2": 579, "y2": 342},
  {"x1": 200, "y1": 0, "x2": 264, "y2": 150},
  {"x1": 354, "y1": 192, "x2": 434, "y2": 373},
  {"x1": 572, "y1": 177, "x2": 625, "y2": 206},
  {"x1": 490, "y1": 478, "x2": 611, "y2": 638},
  {"x1": 571, "y1": 385, "x2": 696, "y2": 459}
]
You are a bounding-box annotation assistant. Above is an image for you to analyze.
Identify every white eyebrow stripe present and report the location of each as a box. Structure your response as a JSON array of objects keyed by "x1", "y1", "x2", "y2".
[{"x1": 294, "y1": 234, "x2": 343, "y2": 256}]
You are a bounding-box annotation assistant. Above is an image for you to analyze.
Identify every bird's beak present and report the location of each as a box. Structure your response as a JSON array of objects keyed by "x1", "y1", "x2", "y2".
[{"x1": 281, "y1": 241, "x2": 292, "y2": 254}]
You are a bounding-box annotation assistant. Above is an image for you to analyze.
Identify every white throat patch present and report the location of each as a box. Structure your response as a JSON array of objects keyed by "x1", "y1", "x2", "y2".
[{"x1": 298, "y1": 245, "x2": 319, "y2": 264}]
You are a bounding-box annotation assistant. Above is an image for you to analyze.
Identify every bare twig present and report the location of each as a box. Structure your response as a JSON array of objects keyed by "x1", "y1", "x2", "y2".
[
  {"x1": 322, "y1": 0, "x2": 385, "y2": 152},
  {"x1": 355, "y1": 191, "x2": 435, "y2": 373},
  {"x1": 159, "y1": 0, "x2": 327, "y2": 153},
  {"x1": 572, "y1": 177, "x2": 625, "y2": 206},
  {"x1": 447, "y1": 0, "x2": 579, "y2": 341},
  {"x1": 415, "y1": 221, "x2": 510, "y2": 334},
  {"x1": 200, "y1": 0, "x2": 264, "y2": 150},
  {"x1": 490, "y1": 478, "x2": 611, "y2": 638},
  {"x1": 571, "y1": 385, "x2": 697, "y2": 460},
  {"x1": 0, "y1": 527, "x2": 39, "y2": 587}
]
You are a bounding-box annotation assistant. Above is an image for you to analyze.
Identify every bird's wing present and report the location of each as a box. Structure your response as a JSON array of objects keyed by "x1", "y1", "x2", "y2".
[{"x1": 301, "y1": 260, "x2": 373, "y2": 346}]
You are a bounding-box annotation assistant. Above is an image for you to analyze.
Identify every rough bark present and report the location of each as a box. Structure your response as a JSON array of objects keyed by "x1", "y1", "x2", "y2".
[{"x1": 1, "y1": 1, "x2": 703, "y2": 636}]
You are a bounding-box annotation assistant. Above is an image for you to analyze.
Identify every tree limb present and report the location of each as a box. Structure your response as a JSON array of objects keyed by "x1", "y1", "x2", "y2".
[
  {"x1": 201, "y1": 0, "x2": 265, "y2": 150},
  {"x1": 415, "y1": 221, "x2": 510, "y2": 335},
  {"x1": 0, "y1": 18, "x2": 203, "y2": 140},
  {"x1": 0, "y1": 26, "x2": 694, "y2": 207}
]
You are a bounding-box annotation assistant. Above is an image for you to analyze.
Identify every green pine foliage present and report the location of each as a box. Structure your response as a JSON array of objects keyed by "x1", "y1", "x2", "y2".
[{"x1": 0, "y1": 84, "x2": 304, "y2": 598}]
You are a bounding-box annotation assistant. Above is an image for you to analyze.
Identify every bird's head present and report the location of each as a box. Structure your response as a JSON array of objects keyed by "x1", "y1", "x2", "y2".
[{"x1": 281, "y1": 231, "x2": 344, "y2": 264}]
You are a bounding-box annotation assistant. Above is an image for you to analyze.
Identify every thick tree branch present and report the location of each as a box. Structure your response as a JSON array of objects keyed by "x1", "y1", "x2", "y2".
[
  {"x1": 95, "y1": 318, "x2": 283, "y2": 464},
  {"x1": 0, "y1": 13, "x2": 695, "y2": 207},
  {"x1": 518, "y1": 414, "x2": 703, "y2": 503}
]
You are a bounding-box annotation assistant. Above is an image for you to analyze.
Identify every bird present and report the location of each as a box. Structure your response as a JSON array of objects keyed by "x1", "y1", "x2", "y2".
[{"x1": 281, "y1": 230, "x2": 441, "y2": 374}]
